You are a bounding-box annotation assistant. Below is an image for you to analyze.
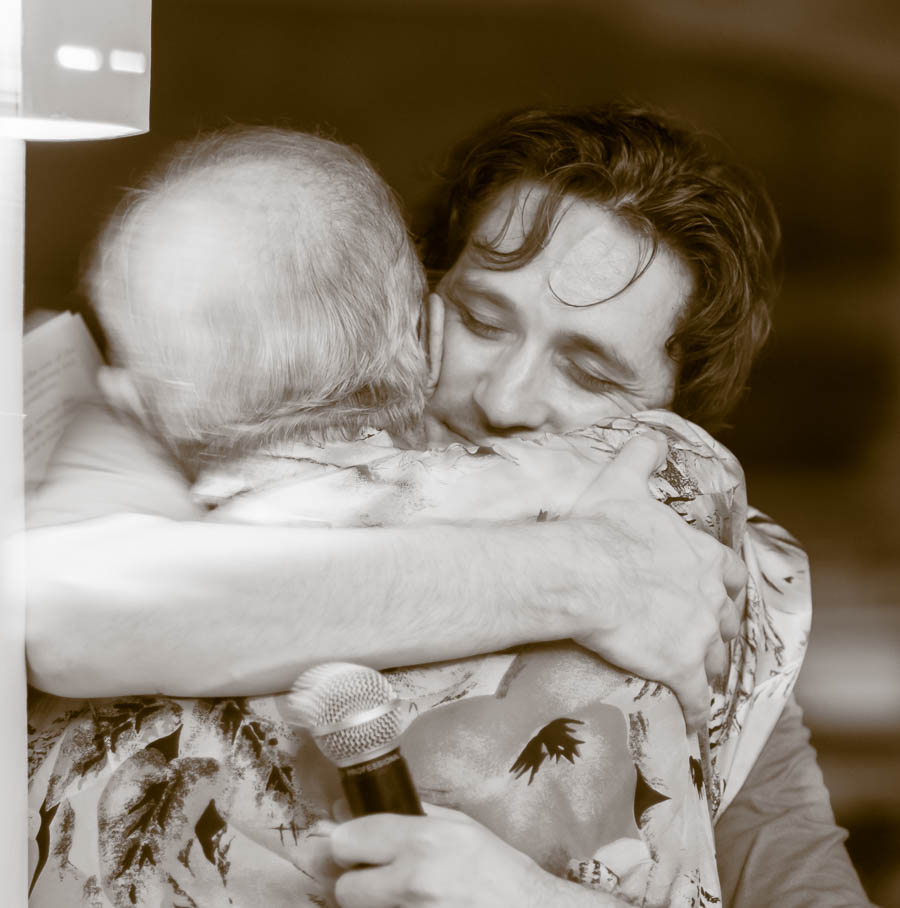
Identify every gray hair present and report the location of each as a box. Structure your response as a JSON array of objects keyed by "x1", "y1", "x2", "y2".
[{"x1": 89, "y1": 126, "x2": 428, "y2": 466}]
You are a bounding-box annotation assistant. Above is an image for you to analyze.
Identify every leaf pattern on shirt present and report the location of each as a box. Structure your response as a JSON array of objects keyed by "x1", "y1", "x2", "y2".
[
  {"x1": 196, "y1": 697, "x2": 299, "y2": 807},
  {"x1": 27, "y1": 413, "x2": 811, "y2": 907},
  {"x1": 97, "y1": 741, "x2": 222, "y2": 906},
  {"x1": 509, "y1": 717, "x2": 585, "y2": 784},
  {"x1": 44, "y1": 698, "x2": 183, "y2": 808}
]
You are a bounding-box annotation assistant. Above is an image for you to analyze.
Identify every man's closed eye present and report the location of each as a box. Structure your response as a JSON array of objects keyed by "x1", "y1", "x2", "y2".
[
  {"x1": 564, "y1": 361, "x2": 620, "y2": 394},
  {"x1": 457, "y1": 305, "x2": 507, "y2": 340}
]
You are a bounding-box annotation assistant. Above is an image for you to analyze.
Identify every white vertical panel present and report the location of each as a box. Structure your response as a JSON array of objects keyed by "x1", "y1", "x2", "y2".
[{"x1": 0, "y1": 135, "x2": 27, "y2": 908}]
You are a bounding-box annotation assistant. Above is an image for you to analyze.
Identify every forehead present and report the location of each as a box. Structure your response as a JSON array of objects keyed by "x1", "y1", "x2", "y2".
[
  {"x1": 476, "y1": 184, "x2": 647, "y2": 303},
  {"x1": 454, "y1": 184, "x2": 692, "y2": 341}
]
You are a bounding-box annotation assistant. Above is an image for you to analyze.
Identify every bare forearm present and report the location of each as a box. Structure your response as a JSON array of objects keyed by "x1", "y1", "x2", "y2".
[
  {"x1": 27, "y1": 407, "x2": 740, "y2": 720},
  {"x1": 26, "y1": 402, "x2": 584, "y2": 695},
  {"x1": 26, "y1": 514, "x2": 585, "y2": 697},
  {"x1": 26, "y1": 484, "x2": 739, "y2": 721}
]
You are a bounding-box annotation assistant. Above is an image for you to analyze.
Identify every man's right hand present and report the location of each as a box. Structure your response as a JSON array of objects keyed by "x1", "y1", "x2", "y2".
[{"x1": 559, "y1": 433, "x2": 746, "y2": 732}]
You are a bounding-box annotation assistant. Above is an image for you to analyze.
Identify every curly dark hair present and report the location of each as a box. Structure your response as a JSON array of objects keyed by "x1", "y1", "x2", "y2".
[{"x1": 417, "y1": 102, "x2": 781, "y2": 432}]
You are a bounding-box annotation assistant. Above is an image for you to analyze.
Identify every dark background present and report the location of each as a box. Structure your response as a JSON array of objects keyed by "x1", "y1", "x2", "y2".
[{"x1": 25, "y1": 1, "x2": 900, "y2": 901}]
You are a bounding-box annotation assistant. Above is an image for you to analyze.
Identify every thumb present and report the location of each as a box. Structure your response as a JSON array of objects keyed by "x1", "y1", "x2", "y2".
[{"x1": 597, "y1": 431, "x2": 668, "y2": 493}]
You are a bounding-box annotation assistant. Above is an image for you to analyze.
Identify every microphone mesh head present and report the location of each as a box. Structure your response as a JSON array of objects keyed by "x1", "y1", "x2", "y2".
[{"x1": 288, "y1": 662, "x2": 403, "y2": 767}]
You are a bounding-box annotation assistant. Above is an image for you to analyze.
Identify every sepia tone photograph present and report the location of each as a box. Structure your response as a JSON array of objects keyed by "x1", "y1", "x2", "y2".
[{"x1": 3, "y1": 0, "x2": 899, "y2": 905}]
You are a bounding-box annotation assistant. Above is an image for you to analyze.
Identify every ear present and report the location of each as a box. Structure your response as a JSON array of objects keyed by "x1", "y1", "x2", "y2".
[
  {"x1": 423, "y1": 292, "x2": 445, "y2": 396},
  {"x1": 97, "y1": 366, "x2": 152, "y2": 428}
]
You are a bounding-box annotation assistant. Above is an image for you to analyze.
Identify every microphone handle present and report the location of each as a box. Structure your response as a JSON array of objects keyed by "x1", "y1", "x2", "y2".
[{"x1": 340, "y1": 748, "x2": 424, "y2": 817}]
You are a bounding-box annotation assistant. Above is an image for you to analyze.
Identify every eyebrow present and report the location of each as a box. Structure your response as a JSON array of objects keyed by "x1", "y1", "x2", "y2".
[
  {"x1": 564, "y1": 334, "x2": 640, "y2": 384},
  {"x1": 444, "y1": 278, "x2": 514, "y2": 313},
  {"x1": 448, "y1": 277, "x2": 642, "y2": 383}
]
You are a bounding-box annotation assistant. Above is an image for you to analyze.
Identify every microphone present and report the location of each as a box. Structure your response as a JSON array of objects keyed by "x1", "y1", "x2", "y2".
[{"x1": 288, "y1": 662, "x2": 423, "y2": 818}]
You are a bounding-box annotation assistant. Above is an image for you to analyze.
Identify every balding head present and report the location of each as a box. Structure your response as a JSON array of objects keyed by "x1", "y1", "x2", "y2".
[{"x1": 90, "y1": 127, "x2": 428, "y2": 467}]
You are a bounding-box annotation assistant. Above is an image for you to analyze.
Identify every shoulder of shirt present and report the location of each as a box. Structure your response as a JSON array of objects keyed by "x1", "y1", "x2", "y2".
[{"x1": 26, "y1": 401, "x2": 203, "y2": 527}]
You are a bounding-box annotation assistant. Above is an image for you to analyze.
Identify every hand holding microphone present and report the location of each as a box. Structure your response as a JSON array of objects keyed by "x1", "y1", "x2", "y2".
[
  {"x1": 290, "y1": 665, "x2": 629, "y2": 906},
  {"x1": 288, "y1": 662, "x2": 423, "y2": 818}
]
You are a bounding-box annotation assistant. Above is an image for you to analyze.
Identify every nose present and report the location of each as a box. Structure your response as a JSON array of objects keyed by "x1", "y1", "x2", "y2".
[{"x1": 472, "y1": 346, "x2": 553, "y2": 436}]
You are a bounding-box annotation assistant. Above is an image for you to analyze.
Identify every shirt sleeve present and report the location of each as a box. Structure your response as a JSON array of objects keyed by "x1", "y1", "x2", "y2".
[
  {"x1": 26, "y1": 401, "x2": 204, "y2": 527},
  {"x1": 715, "y1": 693, "x2": 874, "y2": 908}
]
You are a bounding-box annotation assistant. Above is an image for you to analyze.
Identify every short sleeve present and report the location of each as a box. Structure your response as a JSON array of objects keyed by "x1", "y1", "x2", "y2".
[
  {"x1": 27, "y1": 401, "x2": 203, "y2": 527},
  {"x1": 715, "y1": 694, "x2": 873, "y2": 908}
]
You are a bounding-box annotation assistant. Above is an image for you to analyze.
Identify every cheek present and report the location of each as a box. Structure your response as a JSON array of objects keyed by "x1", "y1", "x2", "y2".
[
  {"x1": 636, "y1": 333, "x2": 680, "y2": 402},
  {"x1": 541, "y1": 374, "x2": 636, "y2": 431},
  {"x1": 431, "y1": 322, "x2": 480, "y2": 405}
]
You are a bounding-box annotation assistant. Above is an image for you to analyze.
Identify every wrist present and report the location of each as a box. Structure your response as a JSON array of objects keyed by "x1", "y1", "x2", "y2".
[
  {"x1": 385, "y1": 520, "x2": 589, "y2": 655},
  {"x1": 476, "y1": 520, "x2": 588, "y2": 643},
  {"x1": 519, "y1": 517, "x2": 622, "y2": 640}
]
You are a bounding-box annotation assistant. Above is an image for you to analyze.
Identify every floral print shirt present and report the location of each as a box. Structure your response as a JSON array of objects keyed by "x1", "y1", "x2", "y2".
[{"x1": 28, "y1": 411, "x2": 810, "y2": 907}]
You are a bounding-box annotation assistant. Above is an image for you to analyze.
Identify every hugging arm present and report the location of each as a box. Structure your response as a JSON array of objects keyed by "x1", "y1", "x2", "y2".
[
  {"x1": 25, "y1": 404, "x2": 584, "y2": 697},
  {"x1": 26, "y1": 403, "x2": 738, "y2": 730}
]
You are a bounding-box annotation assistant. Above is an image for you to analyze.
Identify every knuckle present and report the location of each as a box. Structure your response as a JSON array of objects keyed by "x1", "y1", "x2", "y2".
[
  {"x1": 334, "y1": 872, "x2": 361, "y2": 907},
  {"x1": 695, "y1": 576, "x2": 721, "y2": 607},
  {"x1": 412, "y1": 821, "x2": 446, "y2": 855},
  {"x1": 683, "y1": 616, "x2": 716, "y2": 653},
  {"x1": 329, "y1": 824, "x2": 351, "y2": 864},
  {"x1": 403, "y1": 863, "x2": 441, "y2": 902}
]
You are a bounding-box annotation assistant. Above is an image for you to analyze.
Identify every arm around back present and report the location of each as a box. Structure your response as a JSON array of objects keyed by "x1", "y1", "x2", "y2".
[
  {"x1": 24, "y1": 404, "x2": 598, "y2": 696},
  {"x1": 26, "y1": 403, "x2": 739, "y2": 724}
]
